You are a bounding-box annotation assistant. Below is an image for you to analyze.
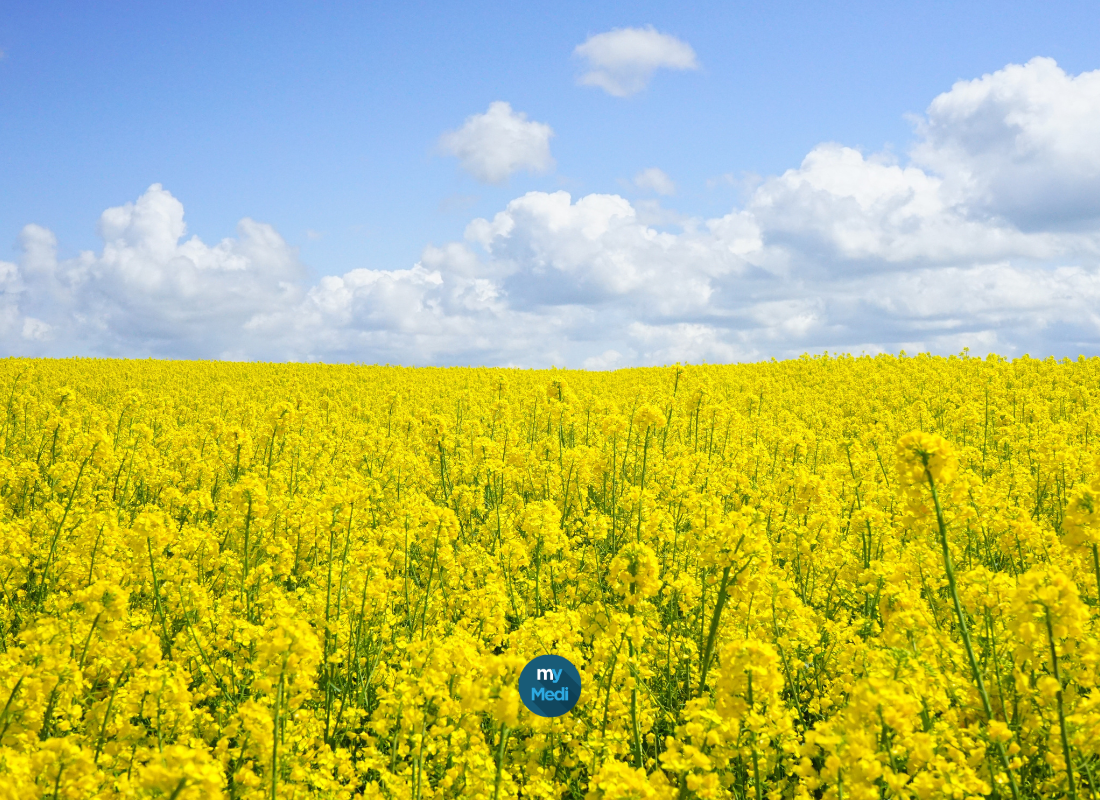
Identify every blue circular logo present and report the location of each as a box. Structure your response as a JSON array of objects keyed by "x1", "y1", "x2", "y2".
[{"x1": 518, "y1": 654, "x2": 582, "y2": 717}]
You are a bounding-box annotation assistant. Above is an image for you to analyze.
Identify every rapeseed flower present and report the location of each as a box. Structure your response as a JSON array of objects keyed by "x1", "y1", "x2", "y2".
[{"x1": 0, "y1": 354, "x2": 1097, "y2": 798}]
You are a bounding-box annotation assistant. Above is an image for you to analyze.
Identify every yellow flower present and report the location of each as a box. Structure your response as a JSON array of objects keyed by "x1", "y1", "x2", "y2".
[
  {"x1": 895, "y1": 430, "x2": 958, "y2": 488},
  {"x1": 608, "y1": 542, "x2": 662, "y2": 605},
  {"x1": 4, "y1": 352, "x2": 1100, "y2": 799},
  {"x1": 633, "y1": 404, "x2": 666, "y2": 431}
]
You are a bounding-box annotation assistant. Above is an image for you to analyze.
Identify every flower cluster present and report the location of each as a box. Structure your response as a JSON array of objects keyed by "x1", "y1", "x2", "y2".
[{"x1": 1, "y1": 352, "x2": 1099, "y2": 799}]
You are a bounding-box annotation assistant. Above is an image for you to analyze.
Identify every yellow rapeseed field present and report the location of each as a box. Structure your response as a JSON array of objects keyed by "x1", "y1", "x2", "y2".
[{"x1": 3, "y1": 354, "x2": 1100, "y2": 800}]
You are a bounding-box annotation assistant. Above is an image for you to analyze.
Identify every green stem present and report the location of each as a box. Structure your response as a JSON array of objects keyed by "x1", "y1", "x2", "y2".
[
  {"x1": 39, "y1": 449, "x2": 94, "y2": 608},
  {"x1": 629, "y1": 640, "x2": 644, "y2": 769},
  {"x1": 94, "y1": 668, "x2": 129, "y2": 763},
  {"x1": 697, "y1": 564, "x2": 732, "y2": 696},
  {"x1": 636, "y1": 428, "x2": 651, "y2": 543},
  {"x1": 697, "y1": 554, "x2": 754, "y2": 698},
  {"x1": 272, "y1": 667, "x2": 285, "y2": 800},
  {"x1": 1045, "y1": 608, "x2": 1079, "y2": 800},
  {"x1": 597, "y1": 634, "x2": 625, "y2": 767},
  {"x1": 241, "y1": 496, "x2": 253, "y2": 614},
  {"x1": 1092, "y1": 543, "x2": 1100, "y2": 606},
  {"x1": 924, "y1": 464, "x2": 1020, "y2": 800},
  {"x1": 748, "y1": 673, "x2": 763, "y2": 800},
  {"x1": 0, "y1": 676, "x2": 25, "y2": 740},
  {"x1": 147, "y1": 538, "x2": 173, "y2": 660},
  {"x1": 493, "y1": 722, "x2": 510, "y2": 800}
]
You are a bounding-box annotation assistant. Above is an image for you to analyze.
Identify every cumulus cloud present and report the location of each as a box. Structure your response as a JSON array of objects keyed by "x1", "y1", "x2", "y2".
[
  {"x1": 574, "y1": 26, "x2": 699, "y2": 97},
  {"x1": 438, "y1": 101, "x2": 554, "y2": 185},
  {"x1": 633, "y1": 167, "x2": 676, "y2": 195},
  {"x1": 5, "y1": 58, "x2": 1100, "y2": 365},
  {"x1": 1, "y1": 184, "x2": 305, "y2": 359},
  {"x1": 911, "y1": 56, "x2": 1100, "y2": 230},
  {"x1": 746, "y1": 143, "x2": 1078, "y2": 270}
]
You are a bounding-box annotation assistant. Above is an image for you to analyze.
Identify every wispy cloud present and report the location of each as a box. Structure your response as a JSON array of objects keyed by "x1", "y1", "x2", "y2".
[
  {"x1": 574, "y1": 26, "x2": 698, "y2": 97},
  {"x1": 633, "y1": 167, "x2": 676, "y2": 195}
]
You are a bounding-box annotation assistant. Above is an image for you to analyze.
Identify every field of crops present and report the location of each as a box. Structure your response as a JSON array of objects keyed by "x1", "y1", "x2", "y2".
[{"x1": 2, "y1": 355, "x2": 1100, "y2": 800}]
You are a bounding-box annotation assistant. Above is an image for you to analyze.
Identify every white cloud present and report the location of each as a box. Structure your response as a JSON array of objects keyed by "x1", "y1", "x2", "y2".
[
  {"x1": 1, "y1": 184, "x2": 305, "y2": 358},
  {"x1": 438, "y1": 101, "x2": 554, "y2": 185},
  {"x1": 634, "y1": 167, "x2": 676, "y2": 195},
  {"x1": 583, "y1": 349, "x2": 623, "y2": 370},
  {"x1": 911, "y1": 56, "x2": 1100, "y2": 229},
  {"x1": 21, "y1": 318, "x2": 51, "y2": 341},
  {"x1": 6, "y1": 58, "x2": 1100, "y2": 366},
  {"x1": 746, "y1": 143, "x2": 1076, "y2": 269},
  {"x1": 574, "y1": 26, "x2": 699, "y2": 97}
]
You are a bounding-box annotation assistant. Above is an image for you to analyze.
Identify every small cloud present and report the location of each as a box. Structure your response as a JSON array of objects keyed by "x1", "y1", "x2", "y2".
[
  {"x1": 706, "y1": 171, "x2": 763, "y2": 201},
  {"x1": 305, "y1": 229, "x2": 325, "y2": 241},
  {"x1": 634, "y1": 167, "x2": 676, "y2": 195},
  {"x1": 438, "y1": 101, "x2": 555, "y2": 185},
  {"x1": 22, "y1": 318, "x2": 51, "y2": 341},
  {"x1": 574, "y1": 26, "x2": 698, "y2": 97}
]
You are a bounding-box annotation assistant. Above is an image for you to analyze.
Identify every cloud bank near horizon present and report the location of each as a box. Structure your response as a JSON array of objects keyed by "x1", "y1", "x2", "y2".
[{"x1": 4, "y1": 57, "x2": 1100, "y2": 367}]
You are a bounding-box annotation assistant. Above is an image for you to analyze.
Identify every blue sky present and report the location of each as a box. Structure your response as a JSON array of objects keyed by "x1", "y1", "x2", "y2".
[{"x1": 3, "y1": 1, "x2": 1100, "y2": 365}]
